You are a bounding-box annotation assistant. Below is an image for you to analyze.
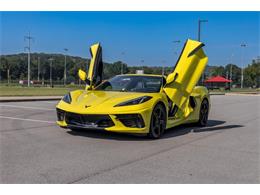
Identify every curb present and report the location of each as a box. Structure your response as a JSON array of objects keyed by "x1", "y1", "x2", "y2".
[
  {"x1": 225, "y1": 93, "x2": 260, "y2": 96},
  {"x1": 0, "y1": 96, "x2": 62, "y2": 102},
  {"x1": 209, "y1": 93, "x2": 226, "y2": 95}
]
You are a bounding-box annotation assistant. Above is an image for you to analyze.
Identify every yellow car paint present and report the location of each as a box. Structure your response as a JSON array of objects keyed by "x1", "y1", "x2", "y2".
[
  {"x1": 56, "y1": 39, "x2": 210, "y2": 136},
  {"x1": 164, "y1": 39, "x2": 208, "y2": 117},
  {"x1": 78, "y1": 69, "x2": 87, "y2": 82}
]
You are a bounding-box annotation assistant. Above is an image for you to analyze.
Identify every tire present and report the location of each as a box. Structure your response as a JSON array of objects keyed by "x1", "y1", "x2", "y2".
[
  {"x1": 148, "y1": 103, "x2": 166, "y2": 139},
  {"x1": 197, "y1": 98, "x2": 209, "y2": 127}
]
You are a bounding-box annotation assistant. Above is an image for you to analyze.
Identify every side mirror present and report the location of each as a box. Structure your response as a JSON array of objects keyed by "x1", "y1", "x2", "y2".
[
  {"x1": 78, "y1": 69, "x2": 87, "y2": 82},
  {"x1": 166, "y1": 72, "x2": 179, "y2": 84}
]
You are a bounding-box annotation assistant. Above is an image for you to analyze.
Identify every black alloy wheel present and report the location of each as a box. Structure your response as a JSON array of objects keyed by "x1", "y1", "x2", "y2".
[
  {"x1": 148, "y1": 104, "x2": 166, "y2": 139},
  {"x1": 197, "y1": 99, "x2": 209, "y2": 126}
]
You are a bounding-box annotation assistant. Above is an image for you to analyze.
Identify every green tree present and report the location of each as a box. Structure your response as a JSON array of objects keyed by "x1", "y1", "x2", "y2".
[
  {"x1": 244, "y1": 62, "x2": 260, "y2": 88},
  {"x1": 1, "y1": 57, "x2": 12, "y2": 84},
  {"x1": 211, "y1": 66, "x2": 225, "y2": 77},
  {"x1": 225, "y1": 64, "x2": 241, "y2": 86}
]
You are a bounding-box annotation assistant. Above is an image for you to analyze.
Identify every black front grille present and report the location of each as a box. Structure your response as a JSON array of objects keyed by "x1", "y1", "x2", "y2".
[
  {"x1": 116, "y1": 114, "x2": 145, "y2": 128},
  {"x1": 65, "y1": 112, "x2": 114, "y2": 128}
]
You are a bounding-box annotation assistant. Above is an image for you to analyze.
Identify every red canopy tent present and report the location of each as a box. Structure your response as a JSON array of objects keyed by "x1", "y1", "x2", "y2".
[
  {"x1": 204, "y1": 76, "x2": 232, "y2": 83},
  {"x1": 204, "y1": 76, "x2": 232, "y2": 90}
]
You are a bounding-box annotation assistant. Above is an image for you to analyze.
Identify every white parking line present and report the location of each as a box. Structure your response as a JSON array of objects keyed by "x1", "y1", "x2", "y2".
[
  {"x1": 0, "y1": 104, "x2": 54, "y2": 111},
  {"x1": 0, "y1": 115, "x2": 55, "y2": 124},
  {"x1": 41, "y1": 101, "x2": 58, "y2": 104}
]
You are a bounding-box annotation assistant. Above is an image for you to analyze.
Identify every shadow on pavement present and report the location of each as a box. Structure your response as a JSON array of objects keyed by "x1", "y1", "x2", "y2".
[
  {"x1": 163, "y1": 120, "x2": 243, "y2": 139},
  {"x1": 67, "y1": 119, "x2": 243, "y2": 141}
]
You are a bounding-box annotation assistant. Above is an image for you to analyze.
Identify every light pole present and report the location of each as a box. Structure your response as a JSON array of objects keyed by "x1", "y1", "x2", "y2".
[
  {"x1": 48, "y1": 58, "x2": 54, "y2": 87},
  {"x1": 198, "y1": 19, "x2": 208, "y2": 42},
  {"x1": 172, "y1": 40, "x2": 181, "y2": 64},
  {"x1": 240, "y1": 44, "x2": 246, "y2": 88},
  {"x1": 121, "y1": 52, "x2": 125, "y2": 74},
  {"x1": 197, "y1": 20, "x2": 207, "y2": 84},
  {"x1": 24, "y1": 31, "x2": 34, "y2": 87},
  {"x1": 172, "y1": 40, "x2": 180, "y2": 48},
  {"x1": 37, "y1": 57, "x2": 40, "y2": 81},
  {"x1": 64, "y1": 48, "x2": 68, "y2": 85},
  {"x1": 229, "y1": 53, "x2": 234, "y2": 89}
]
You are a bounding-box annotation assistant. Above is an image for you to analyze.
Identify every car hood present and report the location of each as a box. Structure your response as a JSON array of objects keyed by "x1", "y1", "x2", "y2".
[
  {"x1": 59, "y1": 90, "x2": 155, "y2": 114},
  {"x1": 76, "y1": 90, "x2": 148, "y2": 105}
]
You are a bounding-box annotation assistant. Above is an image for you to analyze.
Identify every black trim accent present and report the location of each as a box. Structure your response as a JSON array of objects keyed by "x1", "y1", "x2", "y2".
[
  {"x1": 188, "y1": 43, "x2": 205, "y2": 57},
  {"x1": 86, "y1": 43, "x2": 103, "y2": 88},
  {"x1": 85, "y1": 79, "x2": 91, "y2": 85},
  {"x1": 168, "y1": 104, "x2": 178, "y2": 117},
  {"x1": 67, "y1": 124, "x2": 105, "y2": 131},
  {"x1": 116, "y1": 114, "x2": 145, "y2": 128},
  {"x1": 63, "y1": 111, "x2": 115, "y2": 128},
  {"x1": 89, "y1": 47, "x2": 93, "y2": 58},
  {"x1": 189, "y1": 96, "x2": 196, "y2": 109},
  {"x1": 92, "y1": 45, "x2": 103, "y2": 87}
]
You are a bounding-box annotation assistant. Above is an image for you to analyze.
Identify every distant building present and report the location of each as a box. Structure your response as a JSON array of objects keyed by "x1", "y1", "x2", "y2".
[
  {"x1": 252, "y1": 57, "x2": 260, "y2": 64},
  {"x1": 136, "y1": 70, "x2": 144, "y2": 74}
]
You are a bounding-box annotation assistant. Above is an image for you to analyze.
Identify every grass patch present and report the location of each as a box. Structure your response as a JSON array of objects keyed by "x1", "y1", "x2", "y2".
[
  {"x1": 0, "y1": 86, "x2": 84, "y2": 96},
  {"x1": 209, "y1": 88, "x2": 259, "y2": 93},
  {"x1": 1, "y1": 86, "x2": 259, "y2": 97}
]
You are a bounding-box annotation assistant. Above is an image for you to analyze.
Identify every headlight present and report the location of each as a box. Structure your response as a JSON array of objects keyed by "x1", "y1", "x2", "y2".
[
  {"x1": 114, "y1": 96, "x2": 152, "y2": 107},
  {"x1": 62, "y1": 93, "x2": 72, "y2": 104}
]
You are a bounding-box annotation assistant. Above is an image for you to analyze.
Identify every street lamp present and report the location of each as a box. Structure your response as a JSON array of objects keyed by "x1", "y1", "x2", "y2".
[
  {"x1": 240, "y1": 44, "x2": 246, "y2": 88},
  {"x1": 37, "y1": 57, "x2": 40, "y2": 81},
  {"x1": 24, "y1": 31, "x2": 34, "y2": 87},
  {"x1": 64, "y1": 48, "x2": 68, "y2": 86},
  {"x1": 172, "y1": 40, "x2": 181, "y2": 64},
  {"x1": 172, "y1": 40, "x2": 181, "y2": 44},
  {"x1": 48, "y1": 58, "x2": 54, "y2": 87},
  {"x1": 198, "y1": 19, "x2": 208, "y2": 42},
  {"x1": 229, "y1": 53, "x2": 234, "y2": 89},
  {"x1": 197, "y1": 20, "x2": 207, "y2": 84}
]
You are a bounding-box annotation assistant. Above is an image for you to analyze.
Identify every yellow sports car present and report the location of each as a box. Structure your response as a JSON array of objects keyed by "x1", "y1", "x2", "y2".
[{"x1": 56, "y1": 39, "x2": 210, "y2": 138}]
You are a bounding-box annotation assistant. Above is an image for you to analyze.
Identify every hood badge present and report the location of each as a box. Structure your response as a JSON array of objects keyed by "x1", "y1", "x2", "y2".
[{"x1": 85, "y1": 105, "x2": 91, "y2": 108}]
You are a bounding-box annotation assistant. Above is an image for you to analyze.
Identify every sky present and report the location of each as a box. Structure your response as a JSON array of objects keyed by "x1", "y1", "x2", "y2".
[{"x1": 0, "y1": 11, "x2": 259, "y2": 67}]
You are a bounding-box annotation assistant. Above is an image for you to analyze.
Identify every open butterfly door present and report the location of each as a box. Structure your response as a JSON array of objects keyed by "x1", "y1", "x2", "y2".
[
  {"x1": 163, "y1": 39, "x2": 208, "y2": 117},
  {"x1": 86, "y1": 43, "x2": 103, "y2": 89}
]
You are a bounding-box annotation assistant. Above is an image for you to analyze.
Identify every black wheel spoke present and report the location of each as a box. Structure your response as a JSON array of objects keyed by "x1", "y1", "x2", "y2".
[
  {"x1": 199, "y1": 99, "x2": 209, "y2": 126},
  {"x1": 149, "y1": 105, "x2": 166, "y2": 138}
]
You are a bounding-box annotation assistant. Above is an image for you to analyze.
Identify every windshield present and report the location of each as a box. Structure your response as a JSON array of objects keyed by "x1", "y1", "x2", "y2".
[{"x1": 95, "y1": 75, "x2": 163, "y2": 93}]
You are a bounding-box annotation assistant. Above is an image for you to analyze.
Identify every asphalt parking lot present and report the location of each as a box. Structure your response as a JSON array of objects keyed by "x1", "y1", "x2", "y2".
[{"x1": 0, "y1": 95, "x2": 259, "y2": 183}]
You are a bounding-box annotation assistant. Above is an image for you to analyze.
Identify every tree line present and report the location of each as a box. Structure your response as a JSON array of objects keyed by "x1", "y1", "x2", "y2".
[{"x1": 0, "y1": 53, "x2": 259, "y2": 87}]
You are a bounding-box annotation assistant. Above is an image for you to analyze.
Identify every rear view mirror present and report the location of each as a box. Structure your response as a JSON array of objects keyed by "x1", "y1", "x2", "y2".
[
  {"x1": 166, "y1": 72, "x2": 179, "y2": 84},
  {"x1": 78, "y1": 69, "x2": 87, "y2": 81}
]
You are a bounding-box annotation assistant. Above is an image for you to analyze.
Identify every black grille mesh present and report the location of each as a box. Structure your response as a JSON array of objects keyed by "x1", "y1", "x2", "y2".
[{"x1": 65, "y1": 112, "x2": 114, "y2": 128}]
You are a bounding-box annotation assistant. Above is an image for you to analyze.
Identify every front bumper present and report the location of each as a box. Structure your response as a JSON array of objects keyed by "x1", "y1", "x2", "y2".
[{"x1": 56, "y1": 107, "x2": 151, "y2": 134}]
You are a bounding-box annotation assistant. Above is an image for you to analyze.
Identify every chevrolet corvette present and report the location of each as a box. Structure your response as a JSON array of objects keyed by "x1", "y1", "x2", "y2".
[{"x1": 56, "y1": 39, "x2": 210, "y2": 138}]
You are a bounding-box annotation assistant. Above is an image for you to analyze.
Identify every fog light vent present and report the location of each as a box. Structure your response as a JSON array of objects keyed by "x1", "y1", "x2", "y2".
[{"x1": 116, "y1": 114, "x2": 145, "y2": 128}]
